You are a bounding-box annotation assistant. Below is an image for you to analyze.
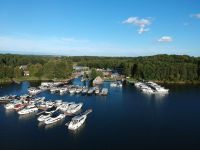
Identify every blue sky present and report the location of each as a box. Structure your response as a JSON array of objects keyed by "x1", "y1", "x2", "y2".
[{"x1": 0, "y1": 0, "x2": 200, "y2": 56}]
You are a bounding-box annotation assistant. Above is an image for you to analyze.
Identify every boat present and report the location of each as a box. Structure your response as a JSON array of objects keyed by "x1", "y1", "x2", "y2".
[
  {"x1": 117, "y1": 81, "x2": 123, "y2": 87},
  {"x1": 59, "y1": 102, "x2": 75, "y2": 112},
  {"x1": 66, "y1": 103, "x2": 83, "y2": 114},
  {"x1": 110, "y1": 81, "x2": 122, "y2": 87},
  {"x1": 45, "y1": 105, "x2": 59, "y2": 114},
  {"x1": 67, "y1": 109, "x2": 92, "y2": 130},
  {"x1": 38, "y1": 101, "x2": 55, "y2": 110},
  {"x1": 110, "y1": 82, "x2": 117, "y2": 87},
  {"x1": 50, "y1": 87, "x2": 60, "y2": 93},
  {"x1": 134, "y1": 82, "x2": 144, "y2": 88},
  {"x1": 82, "y1": 88, "x2": 88, "y2": 95},
  {"x1": 28, "y1": 87, "x2": 42, "y2": 95},
  {"x1": 75, "y1": 88, "x2": 82, "y2": 94},
  {"x1": 87, "y1": 88, "x2": 94, "y2": 95},
  {"x1": 18, "y1": 105, "x2": 38, "y2": 115},
  {"x1": 69, "y1": 88, "x2": 76, "y2": 94},
  {"x1": 44, "y1": 113, "x2": 65, "y2": 125},
  {"x1": 59, "y1": 88, "x2": 68, "y2": 94},
  {"x1": 147, "y1": 81, "x2": 169, "y2": 93},
  {"x1": 5, "y1": 103, "x2": 15, "y2": 109},
  {"x1": 14, "y1": 103, "x2": 25, "y2": 111},
  {"x1": 41, "y1": 82, "x2": 54, "y2": 87},
  {"x1": 141, "y1": 86, "x2": 155, "y2": 94},
  {"x1": 38, "y1": 85, "x2": 49, "y2": 91},
  {"x1": 34, "y1": 97, "x2": 45, "y2": 103},
  {"x1": 100, "y1": 88, "x2": 108, "y2": 96},
  {"x1": 37, "y1": 112, "x2": 52, "y2": 122},
  {"x1": 55, "y1": 100, "x2": 62, "y2": 106},
  {"x1": 95, "y1": 88, "x2": 100, "y2": 95},
  {"x1": 0, "y1": 96, "x2": 15, "y2": 104},
  {"x1": 68, "y1": 115, "x2": 87, "y2": 130}
]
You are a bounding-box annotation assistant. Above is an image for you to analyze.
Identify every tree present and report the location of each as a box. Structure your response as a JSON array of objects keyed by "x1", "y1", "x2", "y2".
[{"x1": 14, "y1": 67, "x2": 23, "y2": 78}]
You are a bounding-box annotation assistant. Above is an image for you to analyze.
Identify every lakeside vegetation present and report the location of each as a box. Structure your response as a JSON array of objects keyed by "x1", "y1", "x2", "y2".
[{"x1": 0, "y1": 54, "x2": 200, "y2": 84}]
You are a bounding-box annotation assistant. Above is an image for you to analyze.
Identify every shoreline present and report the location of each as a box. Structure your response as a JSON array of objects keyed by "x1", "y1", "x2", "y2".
[
  {"x1": 126, "y1": 78, "x2": 200, "y2": 85},
  {"x1": 1, "y1": 77, "x2": 200, "y2": 85},
  {"x1": 0, "y1": 77, "x2": 73, "y2": 85}
]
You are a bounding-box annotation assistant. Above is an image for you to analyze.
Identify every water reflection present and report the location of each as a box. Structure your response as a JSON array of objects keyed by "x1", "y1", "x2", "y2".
[
  {"x1": 68, "y1": 122, "x2": 86, "y2": 137},
  {"x1": 38, "y1": 121, "x2": 45, "y2": 128},
  {"x1": 154, "y1": 93, "x2": 168, "y2": 100},
  {"x1": 44, "y1": 119, "x2": 65, "y2": 130},
  {"x1": 5, "y1": 109, "x2": 15, "y2": 116},
  {"x1": 18, "y1": 112, "x2": 37, "y2": 120}
]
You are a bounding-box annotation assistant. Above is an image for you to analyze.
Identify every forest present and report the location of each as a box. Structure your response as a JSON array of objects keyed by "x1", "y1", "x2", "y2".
[{"x1": 0, "y1": 54, "x2": 200, "y2": 83}]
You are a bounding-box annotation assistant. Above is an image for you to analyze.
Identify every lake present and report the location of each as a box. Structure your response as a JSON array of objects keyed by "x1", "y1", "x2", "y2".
[{"x1": 0, "y1": 78, "x2": 200, "y2": 150}]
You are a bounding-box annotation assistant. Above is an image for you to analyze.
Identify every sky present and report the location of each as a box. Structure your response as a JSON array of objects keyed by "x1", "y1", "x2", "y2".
[{"x1": 0, "y1": 0, "x2": 200, "y2": 56}]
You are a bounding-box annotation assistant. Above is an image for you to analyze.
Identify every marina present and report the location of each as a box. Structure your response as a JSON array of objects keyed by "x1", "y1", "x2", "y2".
[{"x1": 0, "y1": 78, "x2": 200, "y2": 150}]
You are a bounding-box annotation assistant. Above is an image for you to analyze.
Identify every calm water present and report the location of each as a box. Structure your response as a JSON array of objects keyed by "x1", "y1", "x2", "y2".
[{"x1": 1, "y1": 78, "x2": 200, "y2": 150}]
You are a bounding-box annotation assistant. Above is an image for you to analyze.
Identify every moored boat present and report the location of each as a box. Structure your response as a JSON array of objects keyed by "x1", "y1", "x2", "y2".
[
  {"x1": 44, "y1": 113, "x2": 65, "y2": 125},
  {"x1": 68, "y1": 115, "x2": 87, "y2": 130},
  {"x1": 100, "y1": 88, "x2": 108, "y2": 96},
  {"x1": 66, "y1": 103, "x2": 83, "y2": 114},
  {"x1": 59, "y1": 102, "x2": 75, "y2": 112},
  {"x1": 18, "y1": 105, "x2": 38, "y2": 115},
  {"x1": 67, "y1": 109, "x2": 92, "y2": 130},
  {"x1": 37, "y1": 112, "x2": 52, "y2": 122}
]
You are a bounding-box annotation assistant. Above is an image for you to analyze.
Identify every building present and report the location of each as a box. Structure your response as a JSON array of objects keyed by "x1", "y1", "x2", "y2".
[
  {"x1": 19, "y1": 65, "x2": 28, "y2": 70},
  {"x1": 24, "y1": 71, "x2": 30, "y2": 76},
  {"x1": 111, "y1": 73, "x2": 120, "y2": 79},
  {"x1": 73, "y1": 66, "x2": 89, "y2": 71},
  {"x1": 93, "y1": 76, "x2": 103, "y2": 85}
]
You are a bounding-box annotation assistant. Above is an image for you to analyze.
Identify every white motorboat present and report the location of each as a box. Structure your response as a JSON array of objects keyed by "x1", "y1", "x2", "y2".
[
  {"x1": 67, "y1": 109, "x2": 92, "y2": 130},
  {"x1": 66, "y1": 103, "x2": 83, "y2": 114},
  {"x1": 37, "y1": 112, "x2": 52, "y2": 122},
  {"x1": 82, "y1": 88, "x2": 88, "y2": 95},
  {"x1": 68, "y1": 115, "x2": 87, "y2": 130},
  {"x1": 41, "y1": 82, "x2": 54, "y2": 87},
  {"x1": 134, "y1": 82, "x2": 143, "y2": 88},
  {"x1": 44, "y1": 114, "x2": 65, "y2": 125},
  {"x1": 140, "y1": 84, "x2": 155, "y2": 94},
  {"x1": 100, "y1": 88, "x2": 108, "y2": 96},
  {"x1": 34, "y1": 97, "x2": 45, "y2": 102},
  {"x1": 28, "y1": 87, "x2": 42, "y2": 95},
  {"x1": 59, "y1": 102, "x2": 75, "y2": 112},
  {"x1": 45, "y1": 106, "x2": 59, "y2": 114},
  {"x1": 55, "y1": 100, "x2": 62, "y2": 106},
  {"x1": 87, "y1": 88, "x2": 94, "y2": 95},
  {"x1": 147, "y1": 81, "x2": 169, "y2": 93},
  {"x1": 95, "y1": 88, "x2": 100, "y2": 95},
  {"x1": 75, "y1": 88, "x2": 82, "y2": 94},
  {"x1": 50, "y1": 87, "x2": 60, "y2": 93},
  {"x1": 60, "y1": 88, "x2": 68, "y2": 94},
  {"x1": 38, "y1": 101, "x2": 55, "y2": 109},
  {"x1": 110, "y1": 82, "x2": 117, "y2": 87},
  {"x1": 69, "y1": 88, "x2": 76, "y2": 94},
  {"x1": 18, "y1": 106, "x2": 38, "y2": 115},
  {"x1": 4, "y1": 103, "x2": 15, "y2": 110},
  {"x1": 0, "y1": 95, "x2": 17, "y2": 103}
]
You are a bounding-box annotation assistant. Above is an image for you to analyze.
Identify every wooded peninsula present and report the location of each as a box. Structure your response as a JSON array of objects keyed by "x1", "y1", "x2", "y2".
[{"x1": 0, "y1": 54, "x2": 200, "y2": 84}]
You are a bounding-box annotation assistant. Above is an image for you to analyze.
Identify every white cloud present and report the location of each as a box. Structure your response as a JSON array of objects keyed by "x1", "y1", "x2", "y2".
[
  {"x1": 157, "y1": 36, "x2": 173, "y2": 43},
  {"x1": 138, "y1": 27, "x2": 149, "y2": 34},
  {"x1": 122, "y1": 17, "x2": 152, "y2": 34},
  {"x1": 191, "y1": 13, "x2": 200, "y2": 19}
]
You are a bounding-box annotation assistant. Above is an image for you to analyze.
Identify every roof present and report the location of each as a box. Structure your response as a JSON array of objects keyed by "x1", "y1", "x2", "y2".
[{"x1": 93, "y1": 76, "x2": 103, "y2": 84}]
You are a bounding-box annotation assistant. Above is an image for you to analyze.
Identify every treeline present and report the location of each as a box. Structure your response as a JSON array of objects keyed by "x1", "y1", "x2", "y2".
[
  {"x1": 0, "y1": 54, "x2": 200, "y2": 83},
  {"x1": 75, "y1": 55, "x2": 200, "y2": 82},
  {"x1": 0, "y1": 54, "x2": 73, "y2": 80}
]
